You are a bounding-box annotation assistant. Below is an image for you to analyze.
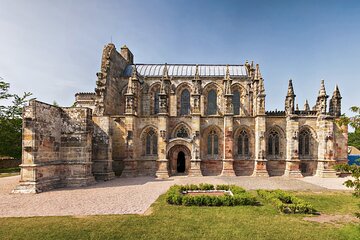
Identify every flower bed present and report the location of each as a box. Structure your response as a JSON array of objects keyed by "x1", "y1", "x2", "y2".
[
  {"x1": 257, "y1": 189, "x2": 316, "y2": 214},
  {"x1": 166, "y1": 184, "x2": 258, "y2": 206}
]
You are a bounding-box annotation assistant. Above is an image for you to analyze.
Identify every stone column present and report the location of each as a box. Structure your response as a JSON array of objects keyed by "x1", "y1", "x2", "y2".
[
  {"x1": 284, "y1": 116, "x2": 303, "y2": 177},
  {"x1": 252, "y1": 116, "x2": 269, "y2": 176},
  {"x1": 121, "y1": 115, "x2": 138, "y2": 177},
  {"x1": 189, "y1": 114, "x2": 202, "y2": 176},
  {"x1": 156, "y1": 114, "x2": 169, "y2": 178},
  {"x1": 222, "y1": 115, "x2": 236, "y2": 176},
  {"x1": 315, "y1": 116, "x2": 337, "y2": 177}
]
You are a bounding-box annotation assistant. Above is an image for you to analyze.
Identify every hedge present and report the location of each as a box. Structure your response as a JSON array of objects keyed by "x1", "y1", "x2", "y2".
[
  {"x1": 166, "y1": 184, "x2": 257, "y2": 206},
  {"x1": 257, "y1": 189, "x2": 316, "y2": 214}
]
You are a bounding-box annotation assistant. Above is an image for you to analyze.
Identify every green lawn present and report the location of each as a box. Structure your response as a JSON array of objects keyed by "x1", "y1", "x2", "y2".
[
  {"x1": 0, "y1": 191, "x2": 359, "y2": 240},
  {"x1": 0, "y1": 167, "x2": 20, "y2": 178}
]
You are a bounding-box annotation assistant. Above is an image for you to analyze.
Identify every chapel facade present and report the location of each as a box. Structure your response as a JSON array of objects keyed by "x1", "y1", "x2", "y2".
[{"x1": 13, "y1": 43, "x2": 348, "y2": 193}]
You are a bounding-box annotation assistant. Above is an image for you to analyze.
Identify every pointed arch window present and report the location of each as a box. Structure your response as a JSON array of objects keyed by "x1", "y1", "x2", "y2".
[
  {"x1": 180, "y1": 89, "x2": 190, "y2": 116},
  {"x1": 176, "y1": 126, "x2": 189, "y2": 138},
  {"x1": 237, "y1": 130, "x2": 249, "y2": 156},
  {"x1": 207, "y1": 130, "x2": 219, "y2": 155},
  {"x1": 154, "y1": 90, "x2": 160, "y2": 114},
  {"x1": 207, "y1": 90, "x2": 217, "y2": 115},
  {"x1": 299, "y1": 129, "x2": 311, "y2": 156},
  {"x1": 145, "y1": 129, "x2": 157, "y2": 155},
  {"x1": 233, "y1": 90, "x2": 240, "y2": 115},
  {"x1": 268, "y1": 129, "x2": 280, "y2": 156}
]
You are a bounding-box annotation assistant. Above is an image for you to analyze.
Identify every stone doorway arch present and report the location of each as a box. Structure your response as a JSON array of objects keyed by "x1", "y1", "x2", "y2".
[{"x1": 168, "y1": 144, "x2": 191, "y2": 175}]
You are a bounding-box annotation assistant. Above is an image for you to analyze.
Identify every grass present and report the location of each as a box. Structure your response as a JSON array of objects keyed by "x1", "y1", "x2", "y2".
[
  {"x1": 0, "y1": 191, "x2": 359, "y2": 240},
  {"x1": 0, "y1": 167, "x2": 20, "y2": 178}
]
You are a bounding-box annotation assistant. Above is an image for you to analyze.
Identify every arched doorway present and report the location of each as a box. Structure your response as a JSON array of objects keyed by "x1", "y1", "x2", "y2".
[
  {"x1": 177, "y1": 151, "x2": 186, "y2": 173},
  {"x1": 167, "y1": 143, "x2": 191, "y2": 176}
]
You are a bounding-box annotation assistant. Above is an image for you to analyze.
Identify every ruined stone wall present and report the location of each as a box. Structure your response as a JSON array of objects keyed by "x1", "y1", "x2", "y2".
[
  {"x1": 14, "y1": 100, "x2": 95, "y2": 193},
  {"x1": 95, "y1": 44, "x2": 129, "y2": 116}
]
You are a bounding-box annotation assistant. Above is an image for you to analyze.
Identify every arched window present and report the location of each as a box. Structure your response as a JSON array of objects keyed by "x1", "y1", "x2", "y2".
[
  {"x1": 299, "y1": 129, "x2": 311, "y2": 156},
  {"x1": 180, "y1": 89, "x2": 190, "y2": 115},
  {"x1": 145, "y1": 129, "x2": 157, "y2": 155},
  {"x1": 207, "y1": 90, "x2": 217, "y2": 115},
  {"x1": 176, "y1": 126, "x2": 189, "y2": 138},
  {"x1": 207, "y1": 130, "x2": 219, "y2": 155},
  {"x1": 237, "y1": 130, "x2": 249, "y2": 156},
  {"x1": 268, "y1": 129, "x2": 280, "y2": 156},
  {"x1": 154, "y1": 91, "x2": 160, "y2": 114},
  {"x1": 233, "y1": 90, "x2": 240, "y2": 115}
]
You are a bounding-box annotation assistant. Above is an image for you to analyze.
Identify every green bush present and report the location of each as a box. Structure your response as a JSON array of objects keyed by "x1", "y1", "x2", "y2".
[
  {"x1": 166, "y1": 184, "x2": 258, "y2": 207},
  {"x1": 257, "y1": 189, "x2": 316, "y2": 214}
]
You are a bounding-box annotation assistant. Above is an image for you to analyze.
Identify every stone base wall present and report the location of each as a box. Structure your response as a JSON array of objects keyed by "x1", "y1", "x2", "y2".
[
  {"x1": 267, "y1": 160, "x2": 286, "y2": 176},
  {"x1": 300, "y1": 160, "x2": 317, "y2": 176},
  {"x1": 201, "y1": 160, "x2": 222, "y2": 176},
  {"x1": 137, "y1": 160, "x2": 157, "y2": 176},
  {"x1": 234, "y1": 160, "x2": 255, "y2": 176}
]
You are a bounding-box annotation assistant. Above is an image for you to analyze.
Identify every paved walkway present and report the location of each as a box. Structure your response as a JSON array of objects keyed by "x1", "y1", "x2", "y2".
[{"x1": 0, "y1": 175, "x2": 353, "y2": 217}]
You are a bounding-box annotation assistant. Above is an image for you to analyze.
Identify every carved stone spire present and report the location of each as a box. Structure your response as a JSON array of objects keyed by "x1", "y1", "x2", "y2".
[
  {"x1": 296, "y1": 104, "x2": 299, "y2": 111},
  {"x1": 329, "y1": 84, "x2": 342, "y2": 117},
  {"x1": 223, "y1": 65, "x2": 233, "y2": 114},
  {"x1": 285, "y1": 79, "x2": 296, "y2": 115},
  {"x1": 162, "y1": 63, "x2": 170, "y2": 80},
  {"x1": 125, "y1": 65, "x2": 138, "y2": 114},
  {"x1": 258, "y1": 78, "x2": 265, "y2": 94},
  {"x1": 316, "y1": 79, "x2": 329, "y2": 114},
  {"x1": 158, "y1": 63, "x2": 170, "y2": 114},
  {"x1": 224, "y1": 65, "x2": 232, "y2": 95},
  {"x1": 254, "y1": 64, "x2": 262, "y2": 80},
  {"x1": 304, "y1": 99, "x2": 310, "y2": 111},
  {"x1": 191, "y1": 65, "x2": 202, "y2": 114}
]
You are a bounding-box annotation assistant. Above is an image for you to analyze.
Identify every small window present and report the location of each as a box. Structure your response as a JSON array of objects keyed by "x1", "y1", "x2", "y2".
[
  {"x1": 154, "y1": 91, "x2": 159, "y2": 114},
  {"x1": 145, "y1": 129, "x2": 157, "y2": 155},
  {"x1": 237, "y1": 130, "x2": 249, "y2": 156},
  {"x1": 207, "y1": 130, "x2": 219, "y2": 155},
  {"x1": 180, "y1": 89, "x2": 190, "y2": 116},
  {"x1": 233, "y1": 90, "x2": 240, "y2": 115},
  {"x1": 207, "y1": 90, "x2": 217, "y2": 115},
  {"x1": 299, "y1": 129, "x2": 311, "y2": 156},
  {"x1": 176, "y1": 126, "x2": 189, "y2": 138},
  {"x1": 268, "y1": 129, "x2": 280, "y2": 156}
]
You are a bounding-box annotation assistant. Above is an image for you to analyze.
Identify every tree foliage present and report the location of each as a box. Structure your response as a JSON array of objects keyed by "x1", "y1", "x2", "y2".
[{"x1": 0, "y1": 81, "x2": 32, "y2": 159}]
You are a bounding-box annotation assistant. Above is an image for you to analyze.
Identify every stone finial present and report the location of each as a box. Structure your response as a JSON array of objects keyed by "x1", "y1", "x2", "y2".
[
  {"x1": 318, "y1": 79, "x2": 327, "y2": 97},
  {"x1": 304, "y1": 99, "x2": 310, "y2": 111},
  {"x1": 333, "y1": 84, "x2": 342, "y2": 99},
  {"x1": 287, "y1": 79, "x2": 295, "y2": 96},
  {"x1": 224, "y1": 64, "x2": 231, "y2": 80},
  {"x1": 162, "y1": 63, "x2": 170, "y2": 80},
  {"x1": 258, "y1": 78, "x2": 265, "y2": 94},
  {"x1": 131, "y1": 64, "x2": 138, "y2": 80},
  {"x1": 254, "y1": 64, "x2": 262, "y2": 80},
  {"x1": 194, "y1": 64, "x2": 200, "y2": 80},
  {"x1": 296, "y1": 104, "x2": 299, "y2": 111},
  {"x1": 126, "y1": 76, "x2": 133, "y2": 94}
]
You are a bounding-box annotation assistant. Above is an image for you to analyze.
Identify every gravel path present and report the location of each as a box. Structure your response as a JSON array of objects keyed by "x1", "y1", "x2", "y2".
[{"x1": 0, "y1": 175, "x2": 352, "y2": 217}]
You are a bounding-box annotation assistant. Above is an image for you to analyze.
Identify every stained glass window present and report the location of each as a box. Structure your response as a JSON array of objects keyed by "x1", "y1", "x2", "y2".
[
  {"x1": 145, "y1": 129, "x2": 157, "y2": 155},
  {"x1": 207, "y1": 90, "x2": 217, "y2": 115},
  {"x1": 268, "y1": 129, "x2": 280, "y2": 156},
  {"x1": 233, "y1": 90, "x2": 240, "y2": 115},
  {"x1": 299, "y1": 129, "x2": 311, "y2": 156},
  {"x1": 154, "y1": 91, "x2": 159, "y2": 114},
  {"x1": 180, "y1": 89, "x2": 190, "y2": 115},
  {"x1": 207, "y1": 130, "x2": 219, "y2": 155},
  {"x1": 176, "y1": 127, "x2": 189, "y2": 138},
  {"x1": 237, "y1": 130, "x2": 249, "y2": 156}
]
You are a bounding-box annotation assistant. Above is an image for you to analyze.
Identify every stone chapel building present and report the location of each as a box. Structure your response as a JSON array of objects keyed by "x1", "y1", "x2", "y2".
[{"x1": 13, "y1": 43, "x2": 348, "y2": 193}]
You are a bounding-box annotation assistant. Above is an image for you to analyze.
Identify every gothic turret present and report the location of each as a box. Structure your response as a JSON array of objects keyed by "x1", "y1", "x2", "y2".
[
  {"x1": 329, "y1": 85, "x2": 342, "y2": 117},
  {"x1": 316, "y1": 80, "x2": 329, "y2": 115},
  {"x1": 285, "y1": 79, "x2": 296, "y2": 115},
  {"x1": 253, "y1": 64, "x2": 266, "y2": 115}
]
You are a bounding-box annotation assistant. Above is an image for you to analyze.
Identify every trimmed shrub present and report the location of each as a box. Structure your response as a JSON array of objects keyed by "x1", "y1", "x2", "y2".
[
  {"x1": 166, "y1": 184, "x2": 258, "y2": 206},
  {"x1": 257, "y1": 189, "x2": 316, "y2": 214}
]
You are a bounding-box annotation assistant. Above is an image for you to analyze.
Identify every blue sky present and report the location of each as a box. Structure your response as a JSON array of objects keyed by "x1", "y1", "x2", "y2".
[{"x1": 0, "y1": 0, "x2": 359, "y2": 118}]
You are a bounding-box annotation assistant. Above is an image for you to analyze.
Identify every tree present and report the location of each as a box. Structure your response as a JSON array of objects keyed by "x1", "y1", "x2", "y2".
[
  {"x1": 336, "y1": 106, "x2": 360, "y2": 218},
  {"x1": 0, "y1": 80, "x2": 32, "y2": 159}
]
